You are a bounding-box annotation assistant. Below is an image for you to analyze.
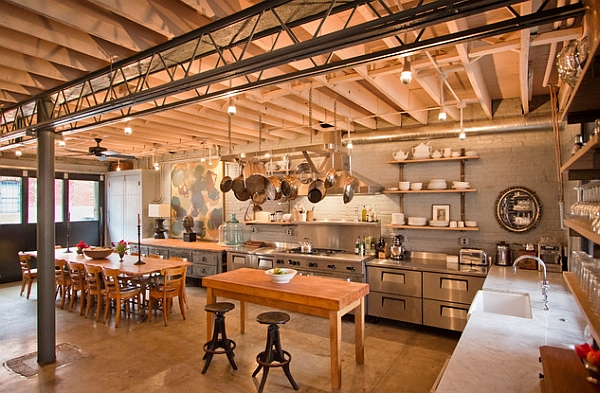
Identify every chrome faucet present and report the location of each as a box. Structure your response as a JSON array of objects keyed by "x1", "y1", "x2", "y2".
[{"x1": 513, "y1": 255, "x2": 549, "y2": 311}]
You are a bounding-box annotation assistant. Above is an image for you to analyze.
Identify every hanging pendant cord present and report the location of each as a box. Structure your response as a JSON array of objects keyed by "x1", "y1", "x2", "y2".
[{"x1": 309, "y1": 81, "x2": 313, "y2": 145}]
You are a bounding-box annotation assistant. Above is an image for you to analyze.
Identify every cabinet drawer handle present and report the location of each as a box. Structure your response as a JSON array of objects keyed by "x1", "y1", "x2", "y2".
[{"x1": 440, "y1": 278, "x2": 468, "y2": 291}]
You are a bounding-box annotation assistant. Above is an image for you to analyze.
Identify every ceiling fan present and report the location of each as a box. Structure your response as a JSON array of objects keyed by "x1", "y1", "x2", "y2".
[{"x1": 65, "y1": 138, "x2": 136, "y2": 161}]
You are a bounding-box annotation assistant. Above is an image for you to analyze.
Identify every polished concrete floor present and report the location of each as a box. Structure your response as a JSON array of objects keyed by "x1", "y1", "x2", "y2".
[{"x1": 0, "y1": 280, "x2": 460, "y2": 393}]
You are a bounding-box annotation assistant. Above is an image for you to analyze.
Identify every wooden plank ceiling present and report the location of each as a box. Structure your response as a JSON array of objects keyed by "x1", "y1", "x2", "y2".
[{"x1": 0, "y1": 0, "x2": 587, "y2": 163}]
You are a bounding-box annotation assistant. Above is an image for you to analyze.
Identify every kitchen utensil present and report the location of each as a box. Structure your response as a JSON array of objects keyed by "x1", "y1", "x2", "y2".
[
  {"x1": 233, "y1": 183, "x2": 250, "y2": 201},
  {"x1": 295, "y1": 162, "x2": 313, "y2": 184},
  {"x1": 432, "y1": 150, "x2": 442, "y2": 158},
  {"x1": 411, "y1": 142, "x2": 432, "y2": 158},
  {"x1": 495, "y1": 242, "x2": 511, "y2": 265},
  {"x1": 390, "y1": 235, "x2": 406, "y2": 260},
  {"x1": 408, "y1": 217, "x2": 427, "y2": 226},
  {"x1": 307, "y1": 178, "x2": 326, "y2": 203},
  {"x1": 300, "y1": 237, "x2": 312, "y2": 253},
  {"x1": 252, "y1": 190, "x2": 267, "y2": 205},
  {"x1": 343, "y1": 153, "x2": 358, "y2": 204},
  {"x1": 393, "y1": 150, "x2": 409, "y2": 160},
  {"x1": 465, "y1": 220, "x2": 477, "y2": 227},
  {"x1": 443, "y1": 148, "x2": 452, "y2": 157},
  {"x1": 427, "y1": 179, "x2": 447, "y2": 190},
  {"x1": 324, "y1": 152, "x2": 337, "y2": 188},
  {"x1": 410, "y1": 182, "x2": 422, "y2": 190},
  {"x1": 459, "y1": 248, "x2": 488, "y2": 266},
  {"x1": 452, "y1": 181, "x2": 470, "y2": 189},
  {"x1": 399, "y1": 181, "x2": 410, "y2": 190},
  {"x1": 220, "y1": 176, "x2": 232, "y2": 192}
]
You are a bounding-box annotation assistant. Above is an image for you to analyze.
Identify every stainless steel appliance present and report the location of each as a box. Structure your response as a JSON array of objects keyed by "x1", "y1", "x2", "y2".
[
  {"x1": 538, "y1": 242, "x2": 563, "y2": 273},
  {"x1": 459, "y1": 248, "x2": 488, "y2": 266},
  {"x1": 273, "y1": 247, "x2": 367, "y2": 282},
  {"x1": 390, "y1": 235, "x2": 406, "y2": 261},
  {"x1": 495, "y1": 242, "x2": 511, "y2": 266},
  {"x1": 227, "y1": 246, "x2": 277, "y2": 271}
]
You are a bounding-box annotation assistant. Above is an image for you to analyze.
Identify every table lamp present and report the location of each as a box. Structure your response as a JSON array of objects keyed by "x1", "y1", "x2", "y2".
[{"x1": 148, "y1": 203, "x2": 170, "y2": 239}]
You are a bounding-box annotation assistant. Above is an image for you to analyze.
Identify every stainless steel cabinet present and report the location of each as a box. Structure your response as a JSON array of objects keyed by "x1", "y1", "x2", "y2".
[
  {"x1": 422, "y1": 272, "x2": 484, "y2": 331},
  {"x1": 140, "y1": 244, "x2": 224, "y2": 279},
  {"x1": 367, "y1": 266, "x2": 423, "y2": 324}
]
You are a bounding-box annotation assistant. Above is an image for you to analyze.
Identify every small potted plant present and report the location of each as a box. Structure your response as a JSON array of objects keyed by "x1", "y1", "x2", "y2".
[
  {"x1": 575, "y1": 343, "x2": 600, "y2": 384},
  {"x1": 75, "y1": 240, "x2": 89, "y2": 255},
  {"x1": 112, "y1": 240, "x2": 129, "y2": 261}
]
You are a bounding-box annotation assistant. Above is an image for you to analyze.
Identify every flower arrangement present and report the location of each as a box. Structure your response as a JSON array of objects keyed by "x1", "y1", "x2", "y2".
[
  {"x1": 575, "y1": 343, "x2": 600, "y2": 384},
  {"x1": 112, "y1": 240, "x2": 129, "y2": 254},
  {"x1": 75, "y1": 240, "x2": 89, "y2": 254}
]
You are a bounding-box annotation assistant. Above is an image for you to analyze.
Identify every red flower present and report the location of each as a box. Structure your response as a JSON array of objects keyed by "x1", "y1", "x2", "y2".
[
  {"x1": 75, "y1": 240, "x2": 89, "y2": 249},
  {"x1": 575, "y1": 343, "x2": 600, "y2": 366}
]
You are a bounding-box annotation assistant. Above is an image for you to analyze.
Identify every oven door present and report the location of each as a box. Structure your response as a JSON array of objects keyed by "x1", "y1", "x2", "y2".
[
  {"x1": 256, "y1": 255, "x2": 274, "y2": 270},
  {"x1": 227, "y1": 252, "x2": 254, "y2": 271},
  {"x1": 298, "y1": 269, "x2": 363, "y2": 283}
]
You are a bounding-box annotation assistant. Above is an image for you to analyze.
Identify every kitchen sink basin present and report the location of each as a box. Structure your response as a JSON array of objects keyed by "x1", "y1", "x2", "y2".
[{"x1": 469, "y1": 290, "x2": 533, "y2": 319}]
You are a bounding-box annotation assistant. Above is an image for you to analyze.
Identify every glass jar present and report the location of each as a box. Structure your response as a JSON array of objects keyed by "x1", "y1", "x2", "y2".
[{"x1": 225, "y1": 214, "x2": 243, "y2": 246}]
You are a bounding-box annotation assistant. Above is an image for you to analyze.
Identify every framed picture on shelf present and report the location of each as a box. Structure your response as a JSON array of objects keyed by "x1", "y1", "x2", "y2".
[{"x1": 432, "y1": 204, "x2": 450, "y2": 222}]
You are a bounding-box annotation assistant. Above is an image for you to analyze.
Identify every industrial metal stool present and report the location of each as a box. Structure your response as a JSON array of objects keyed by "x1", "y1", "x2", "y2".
[
  {"x1": 252, "y1": 311, "x2": 298, "y2": 393},
  {"x1": 202, "y1": 302, "x2": 237, "y2": 374}
]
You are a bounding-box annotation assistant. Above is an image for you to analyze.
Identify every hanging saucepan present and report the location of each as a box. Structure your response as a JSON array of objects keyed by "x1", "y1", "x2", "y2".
[
  {"x1": 233, "y1": 186, "x2": 251, "y2": 202},
  {"x1": 324, "y1": 152, "x2": 337, "y2": 188},
  {"x1": 281, "y1": 175, "x2": 298, "y2": 200},
  {"x1": 265, "y1": 175, "x2": 281, "y2": 201},
  {"x1": 343, "y1": 154, "x2": 358, "y2": 204},
  {"x1": 220, "y1": 176, "x2": 232, "y2": 192},
  {"x1": 231, "y1": 161, "x2": 246, "y2": 195},
  {"x1": 252, "y1": 190, "x2": 268, "y2": 205},
  {"x1": 295, "y1": 162, "x2": 313, "y2": 184},
  {"x1": 307, "y1": 178, "x2": 327, "y2": 203}
]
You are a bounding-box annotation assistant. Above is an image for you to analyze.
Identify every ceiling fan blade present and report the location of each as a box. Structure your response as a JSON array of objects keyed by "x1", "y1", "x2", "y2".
[
  {"x1": 99, "y1": 152, "x2": 136, "y2": 160},
  {"x1": 95, "y1": 155, "x2": 108, "y2": 161}
]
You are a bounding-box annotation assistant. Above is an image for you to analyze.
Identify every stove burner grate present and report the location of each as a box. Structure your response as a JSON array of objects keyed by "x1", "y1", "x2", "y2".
[{"x1": 286, "y1": 247, "x2": 343, "y2": 256}]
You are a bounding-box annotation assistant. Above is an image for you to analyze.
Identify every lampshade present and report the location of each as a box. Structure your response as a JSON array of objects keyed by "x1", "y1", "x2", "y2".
[{"x1": 148, "y1": 203, "x2": 170, "y2": 218}]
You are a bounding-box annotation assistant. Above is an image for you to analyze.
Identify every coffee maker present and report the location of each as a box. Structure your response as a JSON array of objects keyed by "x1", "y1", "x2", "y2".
[{"x1": 390, "y1": 235, "x2": 406, "y2": 260}]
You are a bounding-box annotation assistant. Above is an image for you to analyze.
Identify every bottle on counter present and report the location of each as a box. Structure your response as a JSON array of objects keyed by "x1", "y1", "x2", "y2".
[
  {"x1": 354, "y1": 206, "x2": 359, "y2": 222},
  {"x1": 225, "y1": 213, "x2": 243, "y2": 245},
  {"x1": 360, "y1": 237, "x2": 365, "y2": 256},
  {"x1": 355, "y1": 236, "x2": 361, "y2": 254},
  {"x1": 377, "y1": 237, "x2": 386, "y2": 259}
]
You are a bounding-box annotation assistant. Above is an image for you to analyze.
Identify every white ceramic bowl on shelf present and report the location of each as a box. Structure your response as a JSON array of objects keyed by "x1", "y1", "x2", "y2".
[
  {"x1": 452, "y1": 181, "x2": 470, "y2": 189},
  {"x1": 465, "y1": 220, "x2": 477, "y2": 227},
  {"x1": 408, "y1": 216, "x2": 427, "y2": 226},
  {"x1": 429, "y1": 220, "x2": 449, "y2": 227},
  {"x1": 410, "y1": 182, "x2": 423, "y2": 190},
  {"x1": 265, "y1": 268, "x2": 297, "y2": 284}
]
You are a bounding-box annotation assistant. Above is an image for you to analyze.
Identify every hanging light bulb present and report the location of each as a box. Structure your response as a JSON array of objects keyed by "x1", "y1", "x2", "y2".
[
  {"x1": 116, "y1": 159, "x2": 121, "y2": 171},
  {"x1": 58, "y1": 140, "x2": 66, "y2": 148},
  {"x1": 227, "y1": 103, "x2": 237, "y2": 116},
  {"x1": 154, "y1": 162, "x2": 160, "y2": 170},
  {"x1": 124, "y1": 122, "x2": 132, "y2": 135},
  {"x1": 438, "y1": 73, "x2": 447, "y2": 121},
  {"x1": 400, "y1": 57, "x2": 412, "y2": 84},
  {"x1": 15, "y1": 149, "x2": 22, "y2": 157},
  {"x1": 459, "y1": 103, "x2": 466, "y2": 140}
]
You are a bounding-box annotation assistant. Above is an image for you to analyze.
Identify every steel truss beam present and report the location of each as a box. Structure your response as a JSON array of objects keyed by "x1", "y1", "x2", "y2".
[{"x1": 0, "y1": 0, "x2": 584, "y2": 145}]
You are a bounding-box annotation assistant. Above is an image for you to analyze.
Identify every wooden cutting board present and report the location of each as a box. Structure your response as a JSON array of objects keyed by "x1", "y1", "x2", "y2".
[{"x1": 540, "y1": 346, "x2": 600, "y2": 393}]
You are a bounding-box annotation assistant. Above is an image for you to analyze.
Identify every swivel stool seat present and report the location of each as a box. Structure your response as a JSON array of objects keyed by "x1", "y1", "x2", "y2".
[
  {"x1": 252, "y1": 311, "x2": 298, "y2": 393},
  {"x1": 202, "y1": 302, "x2": 237, "y2": 374}
]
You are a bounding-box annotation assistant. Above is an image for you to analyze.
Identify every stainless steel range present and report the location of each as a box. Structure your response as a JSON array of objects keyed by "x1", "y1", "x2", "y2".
[
  {"x1": 273, "y1": 247, "x2": 368, "y2": 282},
  {"x1": 227, "y1": 246, "x2": 370, "y2": 282}
]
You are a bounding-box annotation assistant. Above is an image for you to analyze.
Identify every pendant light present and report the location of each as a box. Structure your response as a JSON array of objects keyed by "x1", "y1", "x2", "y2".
[
  {"x1": 400, "y1": 57, "x2": 412, "y2": 84},
  {"x1": 124, "y1": 122, "x2": 132, "y2": 135},
  {"x1": 459, "y1": 103, "x2": 466, "y2": 140},
  {"x1": 438, "y1": 73, "x2": 447, "y2": 121}
]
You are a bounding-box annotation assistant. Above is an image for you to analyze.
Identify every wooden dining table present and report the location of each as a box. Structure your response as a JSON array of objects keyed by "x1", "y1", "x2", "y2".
[
  {"x1": 24, "y1": 248, "x2": 192, "y2": 275},
  {"x1": 202, "y1": 268, "x2": 370, "y2": 389}
]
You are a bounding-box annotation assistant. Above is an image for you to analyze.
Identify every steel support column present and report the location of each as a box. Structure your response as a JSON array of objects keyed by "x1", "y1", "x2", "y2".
[{"x1": 36, "y1": 98, "x2": 56, "y2": 364}]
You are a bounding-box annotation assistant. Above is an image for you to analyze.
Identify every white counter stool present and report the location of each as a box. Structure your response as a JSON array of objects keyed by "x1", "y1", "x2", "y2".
[
  {"x1": 202, "y1": 302, "x2": 237, "y2": 374},
  {"x1": 252, "y1": 311, "x2": 298, "y2": 393}
]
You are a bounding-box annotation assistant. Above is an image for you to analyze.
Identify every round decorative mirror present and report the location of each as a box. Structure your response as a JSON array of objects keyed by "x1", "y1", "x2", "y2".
[{"x1": 495, "y1": 186, "x2": 542, "y2": 233}]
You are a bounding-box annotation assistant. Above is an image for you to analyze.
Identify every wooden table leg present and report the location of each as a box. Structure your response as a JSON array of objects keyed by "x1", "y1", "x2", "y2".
[
  {"x1": 205, "y1": 288, "x2": 216, "y2": 341},
  {"x1": 354, "y1": 297, "x2": 365, "y2": 364},
  {"x1": 240, "y1": 300, "x2": 246, "y2": 334},
  {"x1": 329, "y1": 310, "x2": 342, "y2": 389}
]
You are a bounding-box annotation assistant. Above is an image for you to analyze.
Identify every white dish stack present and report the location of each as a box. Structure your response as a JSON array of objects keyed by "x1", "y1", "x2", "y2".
[{"x1": 391, "y1": 213, "x2": 405, "y2": 225}]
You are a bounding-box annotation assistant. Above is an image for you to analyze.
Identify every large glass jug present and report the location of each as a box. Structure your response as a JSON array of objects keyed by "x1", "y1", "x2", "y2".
[{"x1": 225, "y1": 214, "x2": 243, "y2": 245}]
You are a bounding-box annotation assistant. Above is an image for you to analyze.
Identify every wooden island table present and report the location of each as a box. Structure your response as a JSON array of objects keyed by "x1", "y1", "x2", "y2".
[{"x1": 202, "y1": 268, "x2": 369, "y2": 389}]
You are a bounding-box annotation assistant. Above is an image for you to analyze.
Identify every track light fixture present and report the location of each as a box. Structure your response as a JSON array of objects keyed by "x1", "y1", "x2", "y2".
[{"x1": 400, "y1": 57, "x2": 412, "y2": 84}]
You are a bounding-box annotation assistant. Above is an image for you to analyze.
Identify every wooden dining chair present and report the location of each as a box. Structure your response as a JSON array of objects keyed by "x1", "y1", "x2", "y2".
[
  {"x1": 102, "y1": 267, "x2": 142, "y2": 328},
  {"x1": 54, "y1": 259, "x2": 71, "y2": 309},
  {"x1": 84, "y1": 265, "x2": 105, "y2": 321},
  {"x1": 168, "y1": 256, "x2": 189, "y2": 308},
  {"x1": 148, "y1": 266, "x2": 187, "y2": 326},
  {"x1": 67, "y1": 261, "x2": 87, "y2": 315},
  {"x1": 18, "y1": 252, "x2": 37, "y2": 299}
]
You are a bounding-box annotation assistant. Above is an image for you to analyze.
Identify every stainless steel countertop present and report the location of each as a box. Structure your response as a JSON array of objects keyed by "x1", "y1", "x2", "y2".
[{"x1": 367, "y1": 256, "x2": 488, "y2": 277}]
